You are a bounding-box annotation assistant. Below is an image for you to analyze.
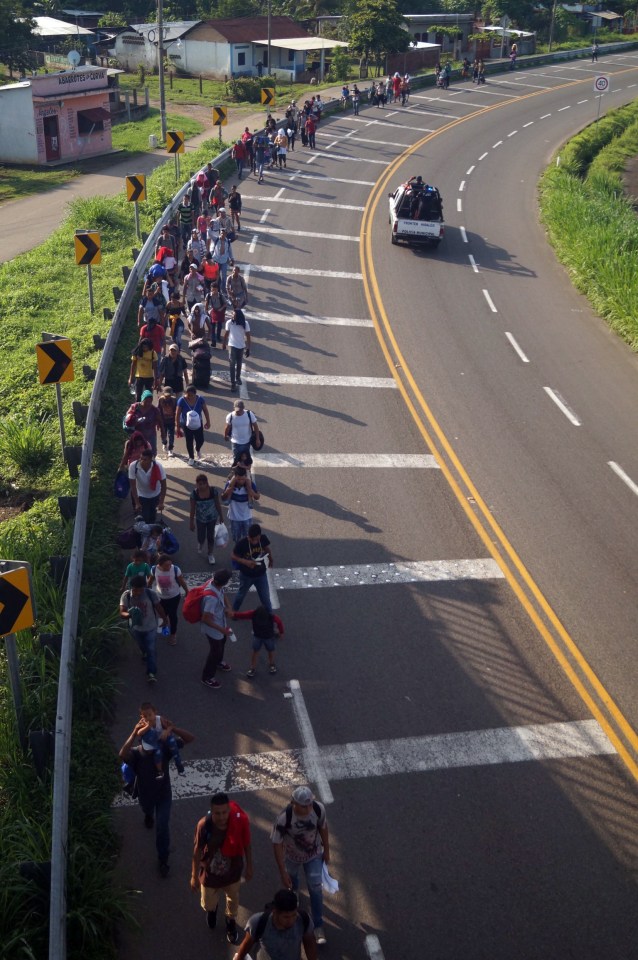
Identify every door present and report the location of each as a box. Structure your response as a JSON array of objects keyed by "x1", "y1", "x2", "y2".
[{"x1": 43, "y1": 115, "x2": 60, "y2": 161}]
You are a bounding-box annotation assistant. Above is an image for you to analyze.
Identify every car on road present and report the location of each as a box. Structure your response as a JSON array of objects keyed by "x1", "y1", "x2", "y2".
[{"x1": 388, "y1": 179, "x2": 444, "y2": 247}]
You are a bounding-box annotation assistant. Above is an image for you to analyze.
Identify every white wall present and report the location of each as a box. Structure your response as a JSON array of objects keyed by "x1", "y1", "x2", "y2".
[
  {"x1": 114, "y1": 34, "x2": 158, "y2": 72},
  {"x1": 0, "y1": 85, "x2": 38, "y2": 163},
  {"x1": 179, "y1": 40, "x2": 230, "y2": 78}
]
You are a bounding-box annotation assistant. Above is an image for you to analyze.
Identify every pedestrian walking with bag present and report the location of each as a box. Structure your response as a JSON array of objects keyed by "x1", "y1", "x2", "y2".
[
  {"x1": 271, "y1": 787, "x2": 330, "y2": 946},
  {"x1": 148, "y1": 554, "x2": 189, "y2": 646},
  {"x1": 175, "y1": 385, "x2": 210, "y2": 466},
  {"x1": 222, "y1": 309, "x2": 251, "y2": 392},
  {"x1": 198, "y1": 569, "x2": 234, "y2": 689},
  {"x1": 129, "y1": 448, "x2": 167, "y2": 524},
  {"x1": 233, "y1": 889, "x2": 317, "y2": 960},
  {"x1": 224, "y1": 399, "x2": 259, "y2": 459},
  {"x1": 119, "y1": 574, "x2": 167, "y2": 683},
  {"x1": 230, "y1": 523, "x2": 273, "y2": 613},
  {"x1": 190, "y1": 473, "x2": 224, "y2": 564},
  {"x1": 191, "y1": 792, "x2": 253, "y2": 943}
]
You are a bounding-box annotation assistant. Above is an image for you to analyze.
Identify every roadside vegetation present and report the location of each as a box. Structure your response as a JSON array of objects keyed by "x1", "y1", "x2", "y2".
[
  {"x1": 0, "y1": 135, "x2": 231, "y2": 960},
  {"x1": 110, "y1": 107, "x2": 203, "y2": 152},
  {"x1": 539, "y1": 100, "x2": 638, "y2": 351}
]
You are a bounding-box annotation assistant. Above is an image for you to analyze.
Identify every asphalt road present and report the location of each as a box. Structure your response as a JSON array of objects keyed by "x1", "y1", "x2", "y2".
[{"x1": 112, "y1": 54, "x2": 638, "y2": 960}]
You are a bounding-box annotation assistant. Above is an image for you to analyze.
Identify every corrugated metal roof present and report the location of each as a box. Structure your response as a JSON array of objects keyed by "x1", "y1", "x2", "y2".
[{"x1": 32, "y1": 16, "x2": 94, "y2": 37}]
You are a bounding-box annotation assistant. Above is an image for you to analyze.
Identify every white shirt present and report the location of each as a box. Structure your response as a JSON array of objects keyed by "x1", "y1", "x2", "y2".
[
  {"x1": 226, "y1": 409, "x2": 256, "y2": 444},
  {"x1": 225, "y1": 317, "x2": 250, "y2": 349},
  {"x1": 129, "y1": 459, "x2": 166, "y2": 498}
]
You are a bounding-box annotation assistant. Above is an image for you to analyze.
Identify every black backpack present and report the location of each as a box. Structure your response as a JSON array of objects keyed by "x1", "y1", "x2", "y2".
[{"x1": 254, "y1": 904, "x2": 310, "y2": 942}]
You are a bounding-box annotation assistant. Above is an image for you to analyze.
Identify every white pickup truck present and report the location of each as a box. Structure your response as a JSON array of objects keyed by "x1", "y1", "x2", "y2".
[{"x1": 388, "y1": 180, "x2": 444, "y2": 247}]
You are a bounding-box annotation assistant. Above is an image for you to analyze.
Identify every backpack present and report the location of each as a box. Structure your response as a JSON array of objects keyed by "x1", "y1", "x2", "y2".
[
  {"x1": 116, "y1": 526, "x2": 141, "y2": 549},
  {"x1": 254, "y1": 905, "x2": 310, "y2": 942},
  {"x1": 247, "y1": 410, "x2": 264, "y2": 451},
  {"x1": 160, "y1": 527, "x2": 180, "y2": 555},
  {"x1": 283, "y1": 801, "x2": 322, "y2": 831},
  {"x1": 181, "y1": 582, "x2": 220, "y2": 624},
  {"x1": 186, "y1": 408, "x2": 202, "y2": 431}
]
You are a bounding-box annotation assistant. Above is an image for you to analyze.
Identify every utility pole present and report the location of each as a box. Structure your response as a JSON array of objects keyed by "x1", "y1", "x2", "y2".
[
  {"x1": 157, "y1": 0, "x2": 167, "y2": 142},
  {"x1": 267, "y1": 0, "x2": 271, "y2": 76}
]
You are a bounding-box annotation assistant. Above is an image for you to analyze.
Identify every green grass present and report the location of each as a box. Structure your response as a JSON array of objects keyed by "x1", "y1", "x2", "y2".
[
  {"x1": 539, "y1": 101, "x2": 638, "y2": 350},
  {"x1": 111, "y1": 107, "x2": 204, "y2": 152},
  {"x1": 0, "y1": 164, "x2": 81, "y2": 203}
]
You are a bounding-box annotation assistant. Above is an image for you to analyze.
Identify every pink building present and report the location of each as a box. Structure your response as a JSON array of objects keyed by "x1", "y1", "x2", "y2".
[{"x1": 0, "y1": 66, "x2": 113, "y2": 165}]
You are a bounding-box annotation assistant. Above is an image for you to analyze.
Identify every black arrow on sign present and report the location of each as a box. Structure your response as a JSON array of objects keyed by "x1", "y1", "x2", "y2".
[
  {"x1": 76, "y1": 234, "x2": 99, "y2": 265},
  {"x1": 40, "y1": 341, "x2": 71, "y2": 384},
  {"x1": 167, "y1": 132, "x2": 184, "y2": 153},
  {"x1": 0, "y1": 575, "x2": 29, "y2": 635},
  {"x1": 128, "y1": 176, "x2": 144, "y2": 202}
]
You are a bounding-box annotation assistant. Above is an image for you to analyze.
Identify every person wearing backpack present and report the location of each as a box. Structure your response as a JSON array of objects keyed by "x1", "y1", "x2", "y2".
[
  {"x1": 190, "y1": 473, "x2": 223, "y2": 564},
  {"x1": 234, "y1": 888, "x2": 317, "y2": 960},
  {"x1": 129, "y1": 338, "x2": 159, "y2": 401},
  {"x1": 148, "y1": 554, "x2": 189, "y2": 646},
  {"x1": 129, "y1": 449, "x2": 167, "y2": 523},
  {"x1": 271, "y1": 787, "x2": 330, "y2": 946},
  {"x1": 119, "y1": 574, "x2": 167, "y2": 683},
  {"x1": 124, "y1": 391, "x2": 165, "y2": 455},
  {"x1": 175, "y1": 385, "x2": 210, "y2": 466},
  {"x1": 199, "y1": 568, "x2": 234, "y2": 689},
  {"x1": 191, "y1": 792, "x2": 253, "y2": 943}
]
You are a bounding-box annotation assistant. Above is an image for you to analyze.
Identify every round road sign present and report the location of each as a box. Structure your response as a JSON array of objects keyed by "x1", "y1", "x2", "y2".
[{"x1": 594, "y1": 75, "x2": 610, "y2": 93}]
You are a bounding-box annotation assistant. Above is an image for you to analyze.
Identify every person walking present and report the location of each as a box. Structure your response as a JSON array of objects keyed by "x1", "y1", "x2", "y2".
[
  {"x1": 254, "y1": 135, "x2": 267, "y2": 184},
  {"x1": 228, "y1": 185, "x2": 242, "y2": 233},
  {"x1": 119, "y1": 573, "x2": 167, "y2": 683},
  {"x1": 118, "y1": 714, "x2": 194, "y2": 877},
  {"x1": 222, "y1": 308, "x2": 251, "y2": 392},
  {"x1": 206, "y1": 279, "x2": 228, "y2": 348},
  {"x1": 211, "y1": 229, "x2": 234, "y2": 290},
  {"x1": 226, "y1": 265, "x2": 248, "y2": 311},
  {"x1": 591, "y1": 40, "x2": 599, "y2": 62},
  {"x1": 352, "y1": 84, "x2": 360, "y2": 115},
  {"x1": 232, "y1": 139, "x2": 246, "y2": 178},
  {"x1": 175, "y1": 385, "x2": 210, "y2": 466},
  {"x1": 190, "y1": 473, "x2": 223, "y2": 564},
  {"x1": 233, "y1": 889, "x2": 317, "y2": 960},
  {"x1": 191, "y1": 792, "x2": 253, "y2": 943},
  {"x1": 223, "y1": 399, "x2": 258, "y2": 460},
  {"x1": 275, "y1": 128, "x2": 288, "y2": 168},
  {"x1": 234, "y1": 605, "x2": 285, "y2": 678},
  {"x1": 200, "y1": 568, "x2": 234, "y2": 689},
  {"x1": 129, "y1": 338, "x2": 158, "y2": 401},
  {"x1": 124, "y1": 391, "x2": 165, "y2": 456},
  {"x1": 157, "y1": 386, "x2": 177, "y2": 457},
  {"x1": 221, "y1": 466, "x2": 260, "y2": 543},
  {"x1": 271, "y1": 787, "x2": 330, "y2": 945},
  {"x1": 231, "y1": 523, "x2": 273, "y2": 614},
  {"x1": 128, "y1": 448, "x2": 167, "y2": 523},
  {"x1": 304, "y1": 114, "x2": 316, "y2": 150},
  {"x1": 149, "y1": 554, "x2": 189, "y2": 646},
  {"x1": 158, "y1": 344, "x2": 188, "y2": 396}
]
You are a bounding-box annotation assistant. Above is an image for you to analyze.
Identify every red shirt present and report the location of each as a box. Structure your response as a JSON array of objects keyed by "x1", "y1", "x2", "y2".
[
  {"x1": 305, "y1": 117, "x2": 315, "y2": 133},
  {"x1": 233, "y1": 141, "x2": 246, "y2": 160},
  {"x1": 140, "y1": 322, "x2": 165, "y2": 353}
]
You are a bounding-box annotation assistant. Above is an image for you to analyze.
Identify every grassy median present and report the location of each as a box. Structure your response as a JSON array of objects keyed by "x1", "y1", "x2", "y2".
[{"x1": 539, "y1": 101, "x2": 638, "y2": 351}]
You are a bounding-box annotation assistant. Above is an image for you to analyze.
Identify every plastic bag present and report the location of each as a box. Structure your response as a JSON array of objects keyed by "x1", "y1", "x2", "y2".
[
  {"x1": 322, "y1": 863, "x2": 339, "y2": 894},
  {"x1": 160, "y1": 526, "x2": 180, "y2": 555},
  {"x1": 214, "y1": 523, "x2": 229, "y2": 548}
]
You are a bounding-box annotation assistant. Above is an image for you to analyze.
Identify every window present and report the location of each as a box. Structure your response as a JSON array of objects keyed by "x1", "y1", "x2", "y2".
[
  {"x1": 288, "y1": 49, "x2": 295, "y2": 61},
  {"x1": 77, "y1": 108, "x2": 110, "y2": 133},
  {"x1": 237, "y1": 52, "x2": 245, "y2": 66}
]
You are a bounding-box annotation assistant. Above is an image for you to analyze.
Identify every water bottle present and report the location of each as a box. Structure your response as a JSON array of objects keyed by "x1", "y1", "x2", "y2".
[
  {"x1": 160, "y1": 623, "x2": 170, "y2": 636},
  {"x1": 229, "y1": 630, "x2": 237, "y2": 643}
]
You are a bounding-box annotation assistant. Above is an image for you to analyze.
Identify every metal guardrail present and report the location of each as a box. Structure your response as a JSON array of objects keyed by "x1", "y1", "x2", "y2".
[{"x1": 48, "y1": 145, "x2": 231, "y2": 960}]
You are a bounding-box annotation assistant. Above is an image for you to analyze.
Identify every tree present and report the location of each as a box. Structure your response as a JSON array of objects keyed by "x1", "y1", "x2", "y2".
[
  {"x1": 0, "y1": 0, "x2": 36, "y2": 77},
  {"x1": 98, "y1": 11, "x2": 128, "y2": 27},
  {"x1": 345, "y1": 0, "x2": 410, "y2": 75}
]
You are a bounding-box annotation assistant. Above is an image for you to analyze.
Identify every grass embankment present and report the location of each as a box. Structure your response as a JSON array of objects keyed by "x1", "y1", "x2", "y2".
[
  {"x1": 539, "y1": 101, "x2": 638, "y2": 351},
  {"x1": 0, "y1": 136, "x2": 231, "y2": 960},
  {"x1": 0, "y1": 109, "x2": 202, "y2": 205}
]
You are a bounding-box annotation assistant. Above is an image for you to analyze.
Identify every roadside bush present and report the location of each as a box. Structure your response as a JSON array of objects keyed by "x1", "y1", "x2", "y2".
[
  {"x1": 228, "y1": 73, "x2": 277, "y2": 103},
  {"x1": 0, "y1": 414, "x2": 55, "y2": 476}
]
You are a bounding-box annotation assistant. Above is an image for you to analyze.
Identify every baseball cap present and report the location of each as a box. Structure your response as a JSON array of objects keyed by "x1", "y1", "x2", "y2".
[{"x1": 291, "y1": 786, "x2": 314, "y2": 805}]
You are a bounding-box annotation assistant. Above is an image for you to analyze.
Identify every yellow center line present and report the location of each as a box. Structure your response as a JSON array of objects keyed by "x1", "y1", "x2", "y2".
[{"x1": 360, "y1": 66, "x2": 638, "y2": 782}]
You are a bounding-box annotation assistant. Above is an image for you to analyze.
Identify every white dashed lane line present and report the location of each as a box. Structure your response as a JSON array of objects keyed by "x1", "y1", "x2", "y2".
[
  {"x1": 366, "y1": 935, "x2": 386, "y2": 960},
  {"x1": 492, "y1": 140, "x2": 503, "y2": 148},
  {"x1": 558, "y1": 105, "x2": 571, "y2": 112},
  {"x1": 543, "y1": 387, "x2": 582, "y2": 426},
  {"x1": 248, "y1": 234, "x2": 258, "y2": 254},
  {"x1": 607, "y1": 461, "x2": 638, "y2": 497},
  {"x1": 457, "y1": 198, "x2": 462, "y2": 212},
  {"x1": 540, "y1": 113, "x2": 552, "y2": 119},
  {"x1": 505, "y1": 332, "x2": 530, "y2": 363},
  {"x1": 459, "y1": 180, "x2": 466, "y2": 191},
  {"x1": 508, "y1": 130, "x2": 518, "y2": 137},
  {"x1": 466, "y1": 165, "x2": 475, "y2": 175},
  {"x1": 468, "y1": 254, "x2": 478, "y2": 273},
  {"x1": 478, "y1": 151, "x2": 488, "y2": 160},
  {"x1": 523, "y1": 121, "x2": 534, "y2": 127},
  {"x1": 482, "y1": 289, "x2": 498, "y2": 313},
  {"x1": 460, "y1": 226, "x2": 468, "y2": 243},
  {"x1": 577, "y1": 100, "x2": 589, "y2": 104}
]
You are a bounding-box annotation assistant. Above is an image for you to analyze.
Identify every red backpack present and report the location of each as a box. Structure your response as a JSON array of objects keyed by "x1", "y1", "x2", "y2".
[{"x1": 182, "y1": 582, "x2": 220, "y2": 624}]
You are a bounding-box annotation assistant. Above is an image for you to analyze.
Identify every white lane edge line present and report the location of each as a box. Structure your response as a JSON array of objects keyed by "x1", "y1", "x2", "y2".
[
  {"x1": 543, "y1": 387, "x2": 581, "y2": 426},
  {"x1": 468, "y1": 254, "x2": 478, "y2": 273},
  {"x1": 482, "y1": 289, "x2": 498, "y2": 313},
  {"x1": 365, "y1": 935, "x2": 386, "y2": 960},
  {"x1": 289, "y1": 679, "x2": 334, "y2": 804},
  {"x1": 505, "y1": 331, "x2": 530, "y2": 363},
  {"x1": 607, "y1": 461, "x2": 638, "y2": 497},
  {"x1": 248, "y1": 234, "x2": 258, "y2": 254},
  {"x1": 460, "y1": 226, "x2": 468, "y2": 243}
]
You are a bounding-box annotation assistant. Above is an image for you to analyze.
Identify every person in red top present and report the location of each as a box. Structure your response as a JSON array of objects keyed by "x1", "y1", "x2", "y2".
[
  {"x1": 232, "y1": 139, "x2": 246, "y2": 178},
  {"x1": 304, "y1": 114, "x2": 316, "y2": 150},
  {"x1": 191, "y1": 793, "x2": 253, "y2": 944},
  {"x1": 241, "y1": 127, "x2": 254, "y2": 171},
  {"x1": 233, "y1": 605, "x2": 284, "y2": 677},
  {"x1": 139, "y1": 316, "x2": 166, "y2": 357}
]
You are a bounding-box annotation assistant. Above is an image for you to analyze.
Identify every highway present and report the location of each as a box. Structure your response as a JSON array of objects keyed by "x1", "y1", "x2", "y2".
[{"x1": 113, "y1": 54, "x2": 638, "y2": 960}]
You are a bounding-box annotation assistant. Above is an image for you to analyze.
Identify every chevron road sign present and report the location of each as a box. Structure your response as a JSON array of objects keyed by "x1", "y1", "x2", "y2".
[
  {"x1": 166, "y1": 130, "x2": 185, "y2": 154},
  {"x1": 126, "y1": 174, "x2": 146, "y2": 202},
  {"x1": 261, "y1": 87, "x2": 275, "y2": 106},
  {"x1": 36, "y1": 338, "x2": 74, "y2": 385},
  {"x1": 74, "y1": 231, "x2": 101, "y2": 266}
]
